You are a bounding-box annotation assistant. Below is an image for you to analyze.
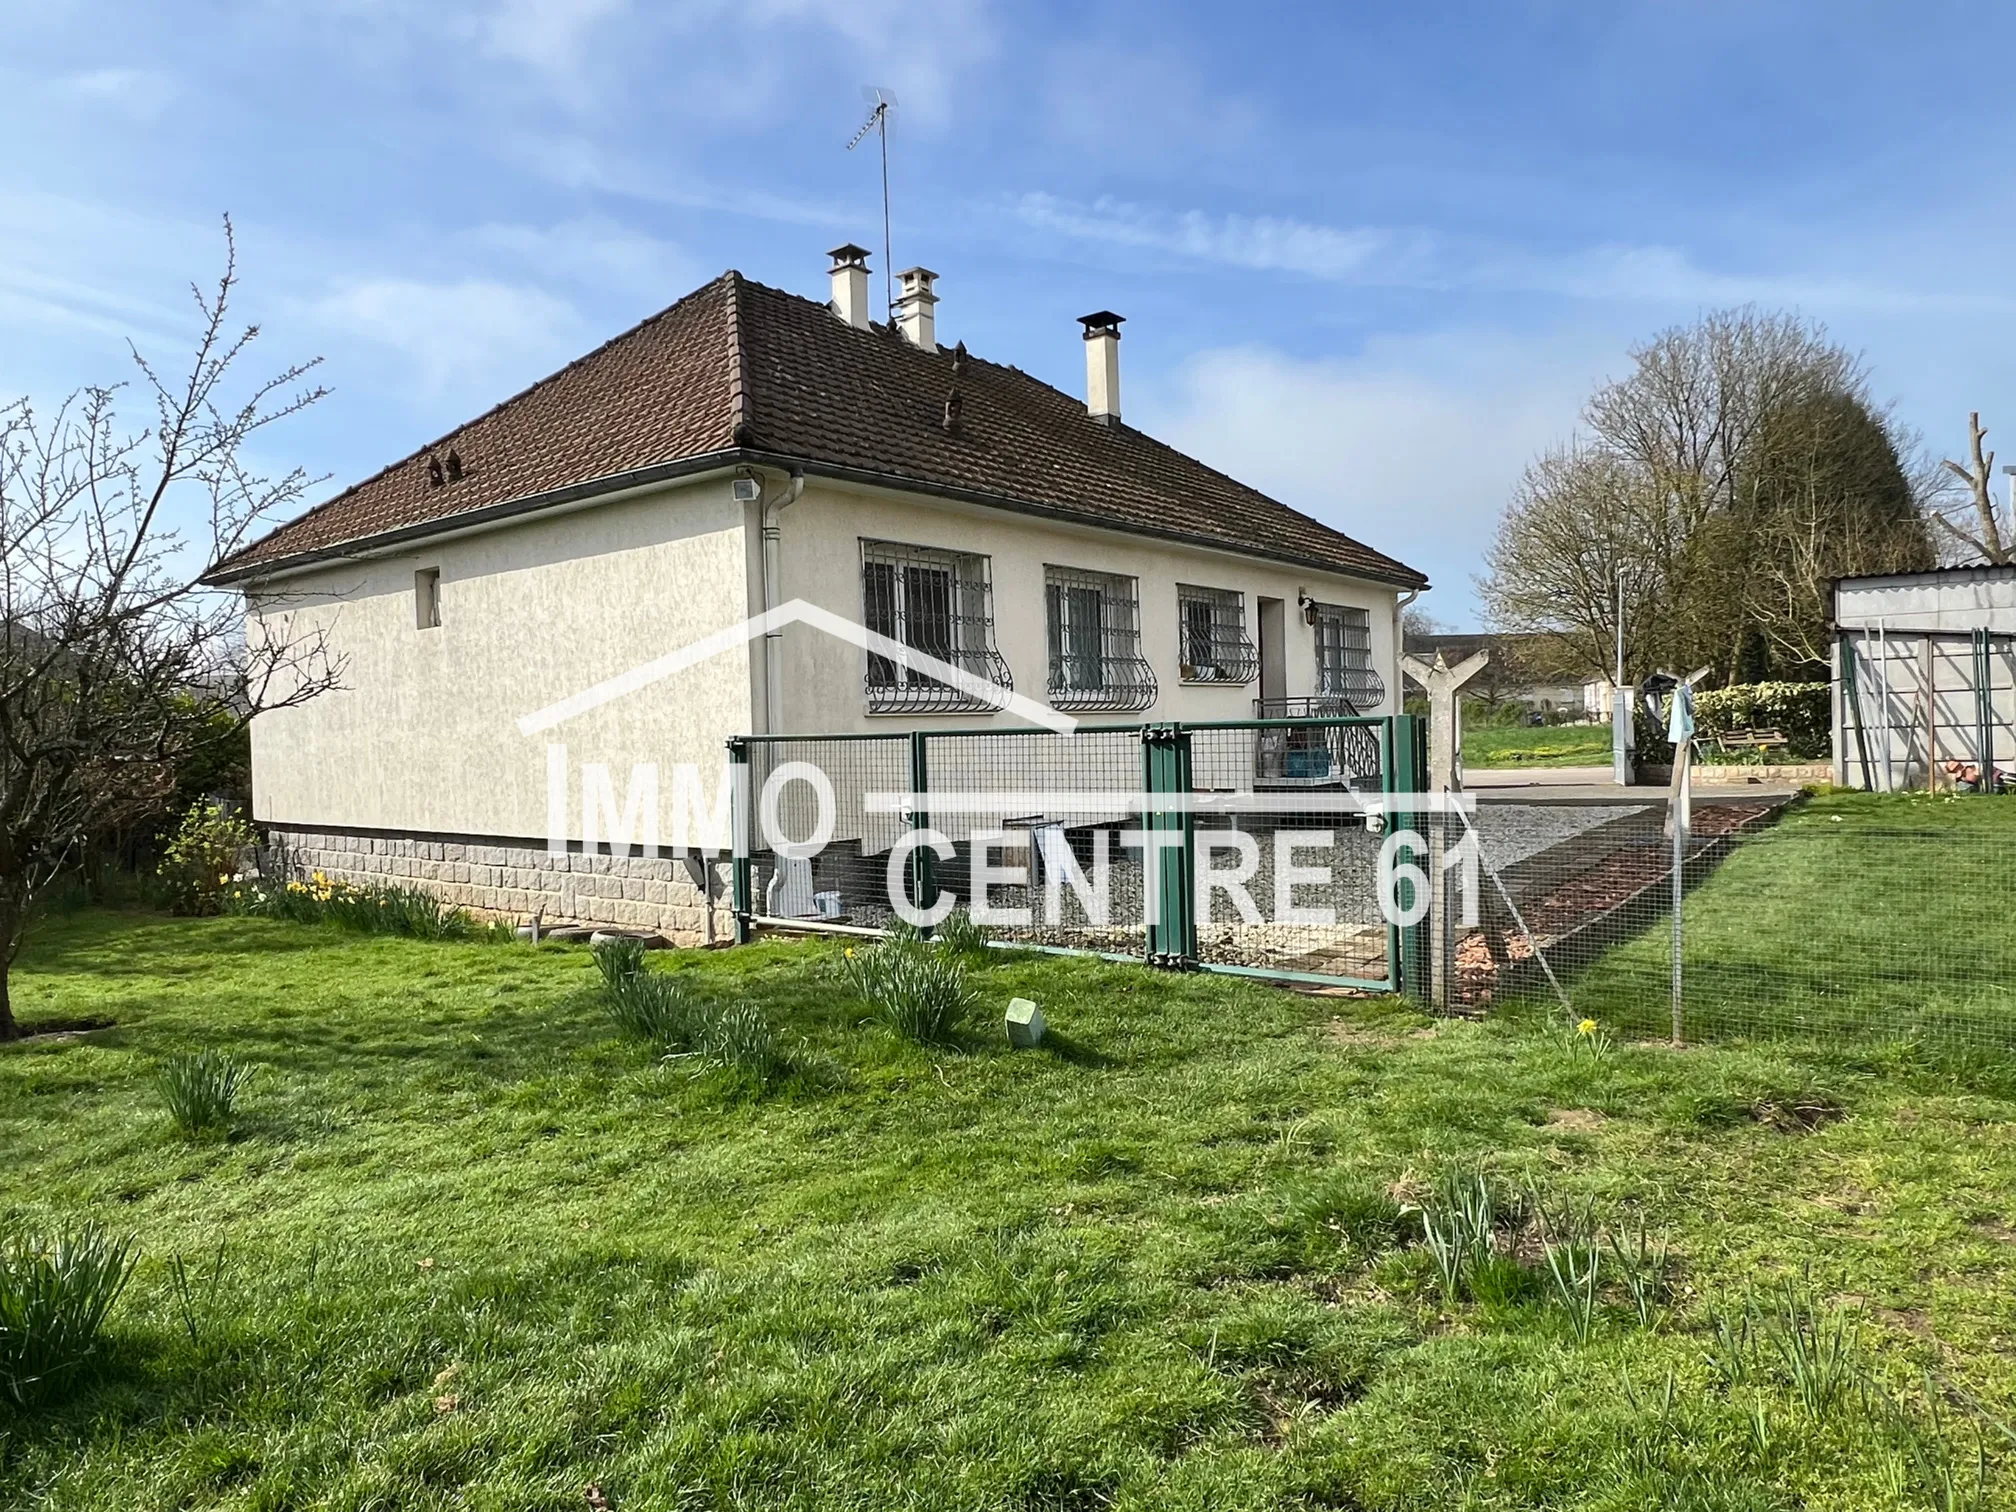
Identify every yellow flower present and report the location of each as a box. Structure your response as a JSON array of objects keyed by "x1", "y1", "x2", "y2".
[
  {"x1": 844, "y1": 947, "x2": 855, "y2": 958},
  {"x1": 1577, "y1": 1018, "x2": 1598, "y2": 1037},
  {"x1": 217, "y1": 874, "x2": 232, "y2": 886}
]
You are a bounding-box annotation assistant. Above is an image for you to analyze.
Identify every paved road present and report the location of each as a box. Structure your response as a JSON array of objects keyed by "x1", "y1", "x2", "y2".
[{"x1": 1464, "y1": 765, "x2": 1813, "y2": 804}]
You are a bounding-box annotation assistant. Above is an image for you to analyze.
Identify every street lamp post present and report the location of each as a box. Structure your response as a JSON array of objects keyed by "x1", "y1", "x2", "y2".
[{"x1": 1611, "y1": 567, "x2": 1633, "y2": 786}]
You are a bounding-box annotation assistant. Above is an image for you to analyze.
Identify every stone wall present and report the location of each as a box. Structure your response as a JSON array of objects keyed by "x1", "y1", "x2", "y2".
[{"x1": 264, "y1": 825, "x2": 731, "y2": 944}]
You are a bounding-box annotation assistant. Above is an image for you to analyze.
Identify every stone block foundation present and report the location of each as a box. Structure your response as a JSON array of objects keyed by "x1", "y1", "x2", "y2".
[{"x1": 263, "y1": 825, "x2": 732, "y2": 945}]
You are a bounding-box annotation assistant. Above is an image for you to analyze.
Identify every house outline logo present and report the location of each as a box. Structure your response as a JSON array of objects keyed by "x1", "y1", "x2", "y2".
[{"x1": 516, "y1": 597, "x2": 1079, "y2": 737}]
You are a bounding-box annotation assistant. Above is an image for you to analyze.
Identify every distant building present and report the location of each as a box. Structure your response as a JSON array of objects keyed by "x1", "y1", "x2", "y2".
[
  {"x1": 1402, "y1": 630, "x2": 1595, "y2": 719},
  {"x1": 1831, "y1": 564, "x2": 2016, "y2": 789}
]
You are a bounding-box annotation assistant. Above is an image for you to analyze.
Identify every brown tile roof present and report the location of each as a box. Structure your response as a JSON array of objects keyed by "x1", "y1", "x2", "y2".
[{"x1": 211, "y1": 272, "x2": 1426, "y2": 588}]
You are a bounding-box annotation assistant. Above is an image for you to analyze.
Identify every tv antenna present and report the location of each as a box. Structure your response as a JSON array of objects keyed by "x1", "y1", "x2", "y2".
[{"x1": 847, "y1": 86, "x2": 897, "y2": 321}]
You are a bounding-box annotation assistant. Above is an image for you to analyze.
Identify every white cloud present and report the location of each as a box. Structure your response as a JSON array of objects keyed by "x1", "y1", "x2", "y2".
[
  {"x1": 479, "y1": 0, "x2": 627, "y2": 78},
  {"x1": 48, "y1": 66, "x2": 177, "y2": 119},
  {"x1": 1133, "y1": 329, "x2": 1620, "y2": 625},
  {"x1": 309, "y1": 277, "x2": 585, "y2": 399},
  {"x1": 469, "y1": 216, "x2": 701, "y2": 299},
  {"x1": 1014, "y1": 193, "x2": 2016, "y2": 315}
]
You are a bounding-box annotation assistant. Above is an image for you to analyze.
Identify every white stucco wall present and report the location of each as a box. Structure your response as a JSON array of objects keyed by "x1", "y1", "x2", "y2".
[
  {"x1": 246, "y1": 476, "x2": 756, "y2": 842},
  {"x1": 767, "y1": 479, "x2": 1403, "y2": 735},
  {"x1": 243, "y1": 471, "x2": 1409, "y2": 848}
]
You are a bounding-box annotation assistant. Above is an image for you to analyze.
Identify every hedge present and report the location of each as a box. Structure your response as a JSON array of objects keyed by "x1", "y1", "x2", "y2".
[{"x1": 1635, "y1": 680, "x2": 1830, "y2": 763}]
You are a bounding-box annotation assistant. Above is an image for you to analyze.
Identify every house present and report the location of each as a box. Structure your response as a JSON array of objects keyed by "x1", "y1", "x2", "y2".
[
  {"x1": 208, "y1": 247, "x2": 1427, "y2": 941},
  {"x1": 1400, "y1": 630, "x2": 1594, "y2": 719},
  {"x1": 1831, "y1": 564, "x2": 2016, "y2": 789}
]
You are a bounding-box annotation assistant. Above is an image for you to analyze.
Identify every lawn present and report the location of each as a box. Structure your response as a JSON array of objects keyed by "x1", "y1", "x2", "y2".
[
  {"x1": 1572, "y1": 789, "x2": 2016, "y2": 1054},
  {"x1": 3, "y1": 907, "x2": 2015, "y2": 1510},
  {"x1": 1464, "y1": 721, "x2": 1615, "y2": 769}
]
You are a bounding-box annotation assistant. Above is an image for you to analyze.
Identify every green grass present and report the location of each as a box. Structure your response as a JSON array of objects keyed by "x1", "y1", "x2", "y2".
[
  {"x1": 2, "y1": 908, "x2": 2015, "y2": 1508},
  {"x1": 1464, "y1": 722, "x2": 1615, "y2": 769},
  {"x1": 1572, "y1": 790, "x2": 2016, "y2": 1053}
]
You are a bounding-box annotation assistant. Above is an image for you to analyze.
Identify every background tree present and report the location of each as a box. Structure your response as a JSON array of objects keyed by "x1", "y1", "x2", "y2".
[
  {"x1": 0, "y1": 222, "x2": 337, "y2": 1038},
  {"x1": 1930, "y1": 412, "x2": 2014, "y2": 565},
  {"x1": 1481, "y1": 308, "x2": 1931, "y2": 687}
]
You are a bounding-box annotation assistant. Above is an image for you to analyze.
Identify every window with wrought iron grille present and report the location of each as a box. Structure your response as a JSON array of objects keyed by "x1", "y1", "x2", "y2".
[
  {"x1": 1313, "y1": 602, "x2": 1386, "y2": 709},
  {"x1": 1177, "y1": 585, "x2": 1257, "y2": 684},
  {"x1": 860, "y1": 540, "x2": 1012, "y2": 713},
  {"x1": 1044, "y1": 566, "x2": 1157, "y2": 712}
]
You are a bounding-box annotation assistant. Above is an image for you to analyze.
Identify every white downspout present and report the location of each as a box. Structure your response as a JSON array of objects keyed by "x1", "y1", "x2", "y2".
[
  {"x1": 758, "y1": 470, "x2": 806, "y2": 733},
  {"x1": 1392, "y1": 587, "x2": 1421, "y2": 713}
]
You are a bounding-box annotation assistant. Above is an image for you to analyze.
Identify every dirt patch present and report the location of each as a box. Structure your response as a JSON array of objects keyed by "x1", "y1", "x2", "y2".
[
  {"x1": 1544, "y1": 1108, "x2": 1607, "y2": 1132},
  {"x1": 1972, "y1": 1218, "x2": 2016, "y2": 1247},
  {"x1": 1321, "y1": 1017, "x2": 1429, "y2": 1047},
  {"x1": 1748, "y1": 1095, "x2": 1847, "y2": 1133},
  {"x1": 1249, "y1": 1369, "x2": 1356, "y2": 1447},
  {"x1": 1, "y1": 1017, "x2": 116, "y2": 1045},
  {"x1": 1874, "y1": 1305, "x2": 1938, "y2": 1340}
]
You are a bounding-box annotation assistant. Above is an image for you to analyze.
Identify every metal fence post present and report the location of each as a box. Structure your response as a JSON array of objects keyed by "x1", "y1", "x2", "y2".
[
  {"x1": 909, "y1": 730, "x2": 935, "y2": 937},
  {"x1": 1141, "y1": 724, "x2": 1195, "y2": 967},
  {"x1": 727, "y1": 736, "x2": 752, "y2": 944}
]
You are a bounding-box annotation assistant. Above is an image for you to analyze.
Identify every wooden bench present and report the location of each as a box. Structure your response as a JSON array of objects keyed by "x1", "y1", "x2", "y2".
[{"x1": 1714, "y1": 727, "x2": 1788, "y2": 755}]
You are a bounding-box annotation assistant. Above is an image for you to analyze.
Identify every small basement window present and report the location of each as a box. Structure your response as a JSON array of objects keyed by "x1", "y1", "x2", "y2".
[{"x1": 415, "y1": 567, "x2": 441, "y2": 630}]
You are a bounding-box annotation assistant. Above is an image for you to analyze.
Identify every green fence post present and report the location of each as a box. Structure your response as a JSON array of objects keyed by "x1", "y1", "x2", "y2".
[
  {"x1": 1141, "y1": 725, "x2": 1195, "y2": 967},
  {"x1": 909, "y1": 730, "x2": 935, "y2": 937},
  {"x1": 1975, "y1": 629, "x2": 1993, "y2": 787},
  {"x1": 1387, "y1": 713, "x2": 1430, "y2": 999},
  {"x1": 727, "y1": 736, "x2": 752, "y2": 944}
]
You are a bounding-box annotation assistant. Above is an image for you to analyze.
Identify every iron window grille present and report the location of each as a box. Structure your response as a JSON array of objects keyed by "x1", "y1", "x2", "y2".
[
  {"x1": 1177, "y1": 584, "x2": 1257, "y2": 684},
  {"x1": 860, "y1": 539, "x2": 1013, "y2": 714},
  {"x1": 1314, "y1": 603, "x2": 1386, "y2": 709},
  {"x1": 1044, "y1": 565, "x2": 1158, "y2": 712}
]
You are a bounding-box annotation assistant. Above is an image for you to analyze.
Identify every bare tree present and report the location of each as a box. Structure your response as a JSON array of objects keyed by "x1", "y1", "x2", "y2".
[
  {"x1": 1478, "y1": 443, "x2": 1669, "y2": 684},
  {"x1": 1930, "y1": 413, "x2": 2013, "y2": 565},
  {"x1": 1484, "y1": 308, "x2": 1932, "y2": 686},
  {"x1": 0, "y1": 220, "x2": 338, "y2": 1038}
]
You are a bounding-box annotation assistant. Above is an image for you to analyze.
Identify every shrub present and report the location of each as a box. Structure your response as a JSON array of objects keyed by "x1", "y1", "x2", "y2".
[
  {"x1": 592, "y1": 936, "x2": 648, "y2": 989},
  {"x1": 153, "y1": 1050, "x2": 256, "y2": 1138},
  {"x1": 696, "y1": 1000, "x2": 789, "y2": 1087},
  {"x1": 604, "y1": 971, "x2": 699, "y2": 1048},
  {"x1": 932, "y1": 908, "x2": 994, "y2": 961},
  {"x1": 0, "y1": 1226, "x2": 137, "y2": 1406},
  {"x1": 844, "y1": 937, "x2": 974, "y2": 1044},
  {"x1": 156, "y1": 802, "x2": 258, "y2": 916},
  {"x1": 1637, "y1": 680, "x2": 1831, "y2": 763},
  {"x1": 227, "y1": 873, "x2": 500, "y2": 942}
]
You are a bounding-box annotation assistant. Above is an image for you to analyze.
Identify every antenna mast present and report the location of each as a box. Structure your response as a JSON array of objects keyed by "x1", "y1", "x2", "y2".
[{"x1": 847, "y1": 88, "x2": 897, "y2": 321}]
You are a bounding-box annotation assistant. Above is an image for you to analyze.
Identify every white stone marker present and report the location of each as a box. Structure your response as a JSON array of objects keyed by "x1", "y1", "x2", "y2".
[{"x1": 1005, "y1": 997, "x2": 1046, "y2": 1048}]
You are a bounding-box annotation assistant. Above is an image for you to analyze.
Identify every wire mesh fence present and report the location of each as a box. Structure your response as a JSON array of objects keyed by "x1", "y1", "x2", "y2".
[
  {"x1": 732, "y1": 716, "x2": 1417, "y2": 987},
  {"x1": 1458, "y1": 795, "x2": 2016, "y2": 1055},
  {"x1": 731, "y1": 716, "x2": 2016, "y2": 1055}
]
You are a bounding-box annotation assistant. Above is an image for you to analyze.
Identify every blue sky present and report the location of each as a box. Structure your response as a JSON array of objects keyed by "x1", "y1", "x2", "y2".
[{"x1": 5, "y1": 1, "x2": 2011, "y2": 625}]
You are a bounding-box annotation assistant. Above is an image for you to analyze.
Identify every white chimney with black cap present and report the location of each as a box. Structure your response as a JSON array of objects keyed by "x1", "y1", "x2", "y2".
[
  {"x1": 896, "y1": 266, "x2": 939, "y2": 349},
  {"x1": 829, "y1": 244, "x2": 872, "y2": 330},
  {"x1": 1079, "y1": 311, "x2": 1123, "y2": 425}
]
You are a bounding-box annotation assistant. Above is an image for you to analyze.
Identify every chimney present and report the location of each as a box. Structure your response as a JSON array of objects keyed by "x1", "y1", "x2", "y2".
[
  {"x1": 896, "y1": 266, "x2": 939, "y2": 349},
  {"x1": 828, "y1": 243, "x2": 871, "y2": 330},
  {"x1": 1078, "y1": 311, "x2": 1124, "y2": 425}
]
